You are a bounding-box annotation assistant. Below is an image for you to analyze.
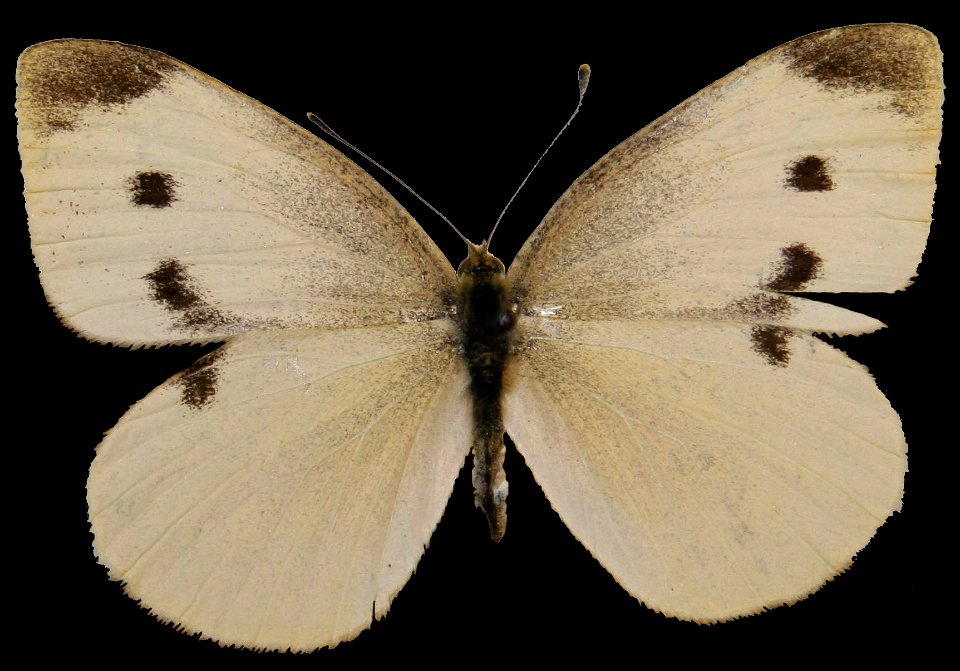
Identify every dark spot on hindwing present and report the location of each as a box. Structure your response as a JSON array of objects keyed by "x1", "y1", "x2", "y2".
[
  {"x1": 130, "y1": 171, "x2": 178, "y2": 208},
  {"x1": 177, "y1": 349, "x2": 225, "y2": 409},
  {"x1": 764, "y1": 243, "x2": 823, "y2": 292},
  {"x1": 783, "y1": 25, "x2": 940, "y2": 117},
  {"x1": 751, "y1": 325, "x2": 792, "y2": 366},
  {"x1": 785, "y1": 155, "x2": 834, "y2": 192},
  {"x1": 17, "y1": 41, "x2": 176, "y2": 135},
  {"x1": 142, "y1": 258, "x2": 240, "y2": 332}
]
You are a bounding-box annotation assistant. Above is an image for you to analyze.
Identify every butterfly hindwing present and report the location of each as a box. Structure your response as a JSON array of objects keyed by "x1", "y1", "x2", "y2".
[
  {"x1": 505, "y1": 319, "x2": 904, "y2": 620},
  {"x1": 504, "y1": 24, "x2": 941, "y2": 621},
  {"x1": 17, "y1": 40, "x2": 454, "y2": 347},
  {"x1": 88, "y1": 321, "x2": 470, "y2": 651}
]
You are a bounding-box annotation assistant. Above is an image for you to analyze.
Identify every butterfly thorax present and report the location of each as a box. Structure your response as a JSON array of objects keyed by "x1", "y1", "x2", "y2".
[{"x1": 455, "y1": 243, "x2": 516, "y2": 541}]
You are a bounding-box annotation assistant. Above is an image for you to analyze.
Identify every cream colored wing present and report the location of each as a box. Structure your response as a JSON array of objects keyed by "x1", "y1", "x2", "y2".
[
  {"x1": 17, "y1": 40, "x2": 454, "y2": 347},
  {"x1": 509, "y1": 25, "x2": 942, "y2": 335},
  {"x1": 504, "y1": 25, "x2": 941, "y2": 620},
  {"x1": 88, "y1": 320, "x2": 470, "y2": 651},
  {"x1": 506, "y1": 319, "x2": 904, "y2": 621}
]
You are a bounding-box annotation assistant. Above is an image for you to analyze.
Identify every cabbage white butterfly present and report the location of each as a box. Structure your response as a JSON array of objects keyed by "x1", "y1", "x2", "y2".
[{"x1": 17, "y1": 22, "x2": 942, "y2": 659}]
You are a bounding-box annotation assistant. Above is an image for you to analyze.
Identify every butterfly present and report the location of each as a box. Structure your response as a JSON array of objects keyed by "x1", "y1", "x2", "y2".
[{"x1": 17, "y1": 24, "x2": 942, "y2": 655}]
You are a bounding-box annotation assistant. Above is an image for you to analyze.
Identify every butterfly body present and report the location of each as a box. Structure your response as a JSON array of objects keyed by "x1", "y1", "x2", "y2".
[
  {"x1": 16, "y1": 25, "x2": 942, "y2": 652},
  {"x1": 455, "y1": 242, "x2": 516, "y2": 541}
]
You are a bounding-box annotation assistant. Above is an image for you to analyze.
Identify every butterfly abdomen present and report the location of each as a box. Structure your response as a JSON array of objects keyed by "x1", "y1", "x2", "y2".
[{"x1": 455, "y1": 244, "x2": 517, "y2": 541}]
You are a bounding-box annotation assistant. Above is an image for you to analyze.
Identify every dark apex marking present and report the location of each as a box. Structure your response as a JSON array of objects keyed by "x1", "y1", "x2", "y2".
[
  {"x1": 785, "y1": 155, "x2": 834, "y2": 192},
  {"x1": 783, "y1": 25, "x2": 938, "y2": 117},
  {"x1": 130, "y1": 171, "x2": 178, "y2": 208},
  {"x1": 20, "y1": 41, "x2": 175, "y2": 134},
  {"x1": 178, "y1": 349, "x2": 225, "y2": 409},
  {"x1": 765, "y1": 243, "x2": 823, "y2": 292},
  {"x1": 751, "y1": 326, "x2": 792, "y2": 367}
]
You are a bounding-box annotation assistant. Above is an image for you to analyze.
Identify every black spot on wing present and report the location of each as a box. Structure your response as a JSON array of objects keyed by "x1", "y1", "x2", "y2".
[
  {"x1": 785, "y1": 155, "x2": 834, "y2": 192},
  {"x1": 130, "y1": 171, "x2": 178, "y2": 208},
  {"x1": 750, "y1": 326, "x2": 792, "y2": 366},
  {"x1": 177, "y1": 349, "x2": 225, "y2": 409},
  {"x1": 783, "y1": 25, "x2": 941, "y2": 118},
  {"x1": 142, "y1": 258, "x2": 242, "y2": 332},
  {"x1": 144, "y1": 258, "x2": 201, "y2": 312},
  {"x1": 17, "y1": 40, "x2": 176, "y2": 135},
  {"x1": 765, "y1": 243, "x2": 823, "y2": 292}
]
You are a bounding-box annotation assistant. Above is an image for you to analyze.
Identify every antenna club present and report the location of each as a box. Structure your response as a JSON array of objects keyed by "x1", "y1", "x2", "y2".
[{"x1": 578, "y1": 64, "x2": 591, "y2": 96}]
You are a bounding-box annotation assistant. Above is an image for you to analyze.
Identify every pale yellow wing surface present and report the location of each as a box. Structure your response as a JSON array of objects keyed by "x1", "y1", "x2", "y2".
[
  {"x1": 504, "y1": 25, "x2": 941, "y2": 620},
  {"x1": 17, "y1": 40, "x2": 454, "y2": 347},
  {"x1": 505, "y1": 318, "x2": 904, "y2": 621},
  {"x1": 509, "y1": 25, "x2": 942, "y2": 335},
  {"x1": 88, "y1": 321, "x2": 470, "y2": 651}
]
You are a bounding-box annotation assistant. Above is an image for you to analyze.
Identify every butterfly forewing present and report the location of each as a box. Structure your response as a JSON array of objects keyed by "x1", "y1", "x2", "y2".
[
  {"x1": 17, "y1": 40, "x2": 453, "y2": 347},
  {"x1": 509, "y1": 25, "x2": 941, "y2": 324},
  {"x1": 504, "y1": 24, "x2": 941, "y2": 621}
]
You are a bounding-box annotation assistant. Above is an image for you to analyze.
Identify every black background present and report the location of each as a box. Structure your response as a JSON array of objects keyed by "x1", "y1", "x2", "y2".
[{"x1": 9, "y1": 8, "x2": 951, "y2": 665}]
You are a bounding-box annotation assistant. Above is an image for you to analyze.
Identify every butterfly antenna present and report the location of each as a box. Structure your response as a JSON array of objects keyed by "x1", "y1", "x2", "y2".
[
  {"x1": 307, "y1": 112, "x2": 470, "y2": 246},
  {"x1": 486, "y1": 64, "x2": 591, "y2": 249}
]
